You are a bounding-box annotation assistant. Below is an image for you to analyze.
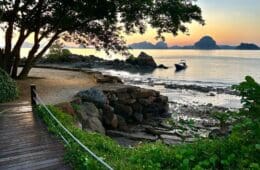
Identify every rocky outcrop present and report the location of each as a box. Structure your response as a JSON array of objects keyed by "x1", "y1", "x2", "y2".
[
  {"x1": 76, "y1": 88, "x2": 108, "y2": 106},
  {"x1": 40, "y1": 52, "x2": 168, "y2": 73},
  {"x1": 135, "y1": 52, "x2": 157, "y2": 68},
  {"x1": 76, "y1": 102, "x2": 105, "y2": 134},
  {"x1": 75, "y1": 84, "x2": 170, "y2": 133},
  {"x1": 94, "y1": 74, "x2": 123, "y2": 84}
]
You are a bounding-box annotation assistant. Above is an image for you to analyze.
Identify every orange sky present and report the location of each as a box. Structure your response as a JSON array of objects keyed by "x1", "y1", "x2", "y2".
[
  {"x1": 125, "y1": 0, "x2": 260, "y2": 46},
  {"x1": 0, "y1": 0, "x2": 259, "y2": 47}
]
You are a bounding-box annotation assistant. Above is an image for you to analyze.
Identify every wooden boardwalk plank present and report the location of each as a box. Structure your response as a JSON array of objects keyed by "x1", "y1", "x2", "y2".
[{"x1": 0, "y1": 102, "x2": 71, "y2": 170}]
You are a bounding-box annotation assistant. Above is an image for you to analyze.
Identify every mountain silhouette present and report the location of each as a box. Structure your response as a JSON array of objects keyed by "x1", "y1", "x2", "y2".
[
  {"x1": 194, "y1": 36, "x2": 219, "y2": 49},
  {"x1": 236, "y1": 43, "x2": 259, "y2": 50},
  {"x1": 128, "y1": 36, "x2": 259, "y2": 50}
]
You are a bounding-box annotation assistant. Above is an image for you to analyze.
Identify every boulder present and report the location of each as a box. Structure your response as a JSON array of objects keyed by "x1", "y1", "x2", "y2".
[
  {"x1": 133, "y1": 112, "x2": 143, "y2": 123},
  {"x1": 85, "y1": 117, "x2": 105, "y2": 134},
  {"x1": 114, "y1": 103, "x2": 133, "y2": 118},
  {"x1": 77, "y1": 102, "x2": 100, "y2": 121},
  {"x1": 77, "y1": 88, "x2": 108, "y2": 106},
  {"x1": 103, "y1": 105, "x2": 118, "y2": 129},
  {"x1": 132, "y1": 103, "x2": 143, "y2": 113},
  {"x1": 117, "y1": 115, "x2": 129, "y2": 131},
  {"x1": 55, "y1": 102, "x2": 76, "y2": 116},
  {"x1": 96, "y1": 74, "x2": 123, "y2": 84},
  {"x1": 157, "y1": 64, "x2": 168, "y2": 69},
  {"x1": 84, "y1": 102, "x2": 100, "y2": 118},
  {"x1": 106, "y1": 130, "x2": 158, "y2": 141},
  {"x1": 137, "y1": 88, "x2": 157, "y2": 98},
  {"x1": 136, "y1": 52, "x2": 157, "y2": 68}
]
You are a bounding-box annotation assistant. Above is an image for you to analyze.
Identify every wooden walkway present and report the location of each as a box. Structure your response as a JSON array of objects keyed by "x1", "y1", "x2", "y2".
[{"x1": 0, "y1": 102, "x2": 71, "y2": 170}]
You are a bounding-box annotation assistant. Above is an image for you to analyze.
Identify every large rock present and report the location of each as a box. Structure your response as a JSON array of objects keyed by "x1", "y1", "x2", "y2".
[
  {"x1": 77, "y1": 88, "x2": 108, "y2": 106},
  {"x1": 103, "y1": 105, "x2": 118, "y2": 129},
  {"x1": 84, "y1": 102, "x2": 100, "y2": 118},
  {"x1": 95, "y1": 74, "x2": 123, "y2": 84},
  {"x1": 136, "y1": 52, "x2": 157, "y2": 68},
  {"x1": 114, "y1": 103, "x2": 133, "y2": 118},
  {"x1": 117, "y1": 115, "x2": 129, "y2": 131},
  {"x1": 76, "y1": 102, "x2": 100, "y2": 122},
  {"x1": 85, "y1": 117, "x2": 105, "y2": 134}
]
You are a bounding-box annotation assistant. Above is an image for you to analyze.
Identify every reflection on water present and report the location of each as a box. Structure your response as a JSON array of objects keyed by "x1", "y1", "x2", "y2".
[{"x1": 20, "y1": 48, "x2": 259, "y2": 108}]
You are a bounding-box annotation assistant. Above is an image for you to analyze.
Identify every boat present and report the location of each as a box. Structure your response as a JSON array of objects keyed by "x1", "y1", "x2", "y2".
[{"x1": 175, "y1": 60, "x2": 187, "y2": 71}]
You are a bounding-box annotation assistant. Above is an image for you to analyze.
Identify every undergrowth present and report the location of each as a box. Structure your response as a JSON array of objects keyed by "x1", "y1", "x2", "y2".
[{"x1": 36, "y1": 76, "x2": 260, "y2": 170}]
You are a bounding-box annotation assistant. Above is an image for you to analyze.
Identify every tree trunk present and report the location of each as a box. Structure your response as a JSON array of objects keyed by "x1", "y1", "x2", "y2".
[
  {"x1": 11, "y1": 53, "x2": 21, "y2": 78},
  {"x1": 18, "y1": 32, "x2": 60, "y2": 79},
  {"x1": 11, "y1": 30, "x2": 30, "y2": 78},
  {"x1": 18, "y1": 61, "x2": 33, "y2": 79},
  {"x1": 5, "y1": 22, "x2": 14, "y2": 74}
]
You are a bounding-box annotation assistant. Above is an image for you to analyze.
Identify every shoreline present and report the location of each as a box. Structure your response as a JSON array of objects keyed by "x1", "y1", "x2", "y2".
[{"x1": 15, "y1": 65, "x2": 238, "y2": 146}]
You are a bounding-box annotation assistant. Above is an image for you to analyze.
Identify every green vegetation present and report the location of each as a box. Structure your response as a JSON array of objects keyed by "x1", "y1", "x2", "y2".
[
  {"x1": 36, "y1": 76, "x2": 260, "y2": 170},
  {"x1": 0, "y1": 68, "x2": 18, "y2": 103},
  {"x1": 44, "y1": 42, "x2": 72, "y2": 63}
]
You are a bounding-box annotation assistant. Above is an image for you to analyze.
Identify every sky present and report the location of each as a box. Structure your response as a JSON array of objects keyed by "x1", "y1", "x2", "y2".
[
  {"x1": 0, "y1": 0, "x2": 259, "y2": 47},
  {"x1": 125, "y1": 0, "x2": 260, "y2": 46}
]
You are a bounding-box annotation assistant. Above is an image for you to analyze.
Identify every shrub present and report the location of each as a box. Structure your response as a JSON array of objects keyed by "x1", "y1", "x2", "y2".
[
  {"x1": 0, "y1": 68, "x2": 18, "y2": 103},
  {"x1": 44, "y1": 41, "x2": 72, "y2": 63}
]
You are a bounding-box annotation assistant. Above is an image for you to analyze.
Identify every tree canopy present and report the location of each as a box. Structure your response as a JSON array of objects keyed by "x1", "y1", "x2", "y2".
[{"x1": 0, "y1": 0, "x2": 204, "y2": 79}]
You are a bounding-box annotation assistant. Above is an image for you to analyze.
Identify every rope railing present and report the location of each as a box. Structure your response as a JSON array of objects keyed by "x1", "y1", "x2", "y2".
[{"x1": 31, "y1": 85, "x2": 113, "y2": 170}]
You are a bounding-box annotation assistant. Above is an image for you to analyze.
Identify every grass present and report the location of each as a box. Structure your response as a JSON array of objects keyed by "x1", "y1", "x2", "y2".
[{"x1": 36, "y1": 76, "x2": 260, "y2": 170}]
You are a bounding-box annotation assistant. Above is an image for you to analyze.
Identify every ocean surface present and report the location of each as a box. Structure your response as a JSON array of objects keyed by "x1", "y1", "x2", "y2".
[{"x1": 22, "y1": 49, "x2": 260, "y2": 108}]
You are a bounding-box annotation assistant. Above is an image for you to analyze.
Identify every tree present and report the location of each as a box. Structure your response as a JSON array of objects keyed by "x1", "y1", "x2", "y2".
[{"x1": 0, "y1": 0, "x2": 204, "y2": 79}]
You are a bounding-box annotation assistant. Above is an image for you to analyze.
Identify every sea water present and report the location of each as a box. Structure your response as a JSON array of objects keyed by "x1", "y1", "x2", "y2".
[{"x1": 21, "y1": 48, "x2": 260, "y2": 108}]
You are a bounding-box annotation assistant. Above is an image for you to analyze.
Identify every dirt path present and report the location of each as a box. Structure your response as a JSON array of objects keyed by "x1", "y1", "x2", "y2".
[{"x1": 16, "y1": 68, "x2": 97, "y2": 104}]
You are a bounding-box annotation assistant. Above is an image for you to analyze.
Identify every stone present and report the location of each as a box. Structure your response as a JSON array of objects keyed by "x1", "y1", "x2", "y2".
[
  {"x1": 77, "y1": 88, "x2": 108, "y2": 106},
  {"x1": 114, "y1": 103, "x2": 133, "y2": 118},
  {"x1": 96, "y1": 75, "x2": 123, "y2": 84},
  {"x1": 77, "y1": 102, "x2": 100, "y2": 122},
  {"x1": 155, "y1": 95, "x2": 168, "y2": 104},
  {"x1": 84, "y1": 102, "x2": 100, "y2": 117},
  {"x1": 160, "y1": 134, "x2": 182, "y2": 142},
  {"x1": 106, "y1": 130, "x2": 158, "y2": 141},
  {"x1": 132, "y1": 103, "x2": 143, "y2": 113},
  {"x1": 120, "y1": 98, "x2": 136, "y2": 105},
  {"x1": 84, "y1": 117, "x2": 105, "y2": 134},
  {"x1": 136, "y1": 52, "x2": 157, "y2": 68},
  {"x1": 117, "y1": 115, "x2": 129, "y2": 131},
  {"x1": 208, "y1": 92, "x2": 216, "y2": 97},
  {"x1": 117, "y1": 92, "x2": 131, "y2": 100},
  {"x1": 133, "y1": 112, "x2": 143, "y2": 123},
  {"x1": 138, "y1": 89, "x2": 156, "y2": 98},
  {"x1": 55, "y1": 102, "x2": 76, "y2": 116},
  {"x1": 103, "y1": 105, "x2": 118, "y2": 129},
  {"x1": 138, "y1": 98, "x2": 152, "y2": 106},
  {"x1": 157, "y1": 64, "x2": 168, "y2": 69}
]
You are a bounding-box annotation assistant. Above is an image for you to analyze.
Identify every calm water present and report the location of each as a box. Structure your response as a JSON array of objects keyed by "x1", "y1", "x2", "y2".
[
  {"x1": 66, "y1": 49, "x2": 260, "y2": 86},
  {"x1": 21, "y1": 48, "x2": 260, "y2": 108}
]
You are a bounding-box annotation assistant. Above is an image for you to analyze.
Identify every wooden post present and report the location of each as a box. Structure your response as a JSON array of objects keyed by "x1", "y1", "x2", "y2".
[{"x1": 30, "y1": 84, "x2": 36, "y2": 107}]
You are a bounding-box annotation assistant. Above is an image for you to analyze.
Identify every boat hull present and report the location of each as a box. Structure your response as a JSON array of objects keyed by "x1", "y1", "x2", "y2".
[{"x1": 175, "y1": 64, "x2": 187, "y2": 71}]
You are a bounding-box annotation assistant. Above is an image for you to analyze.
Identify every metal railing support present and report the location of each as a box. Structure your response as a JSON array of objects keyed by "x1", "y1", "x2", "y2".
[{"x1": 30, "y1": 84, "x2": 37, "y2": 107}]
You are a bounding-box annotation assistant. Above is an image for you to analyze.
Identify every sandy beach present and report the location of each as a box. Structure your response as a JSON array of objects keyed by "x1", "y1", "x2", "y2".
[{"x1": 16, "y1": 68, "x2": 97, "y2": 104}]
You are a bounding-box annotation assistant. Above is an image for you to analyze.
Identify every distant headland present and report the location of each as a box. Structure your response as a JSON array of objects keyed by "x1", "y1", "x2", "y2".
[{"x1": 128, "y1": 36, "x2": 260, "y2": 50}]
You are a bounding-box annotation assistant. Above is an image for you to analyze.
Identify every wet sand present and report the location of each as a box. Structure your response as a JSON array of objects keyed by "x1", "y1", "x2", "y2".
[{"x1": 16, "y1": 68, "x2": 97, "y2": 104}]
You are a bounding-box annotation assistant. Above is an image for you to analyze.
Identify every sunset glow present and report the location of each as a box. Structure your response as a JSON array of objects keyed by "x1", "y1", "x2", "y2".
[{"x1": 125, "y1": 0, "x2": 260, "y2": 46}]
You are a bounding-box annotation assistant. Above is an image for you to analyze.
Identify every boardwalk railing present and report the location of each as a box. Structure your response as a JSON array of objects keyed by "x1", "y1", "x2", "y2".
[{"x1": 31, "y1": 85, "x2": 113, "y2": 170}]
